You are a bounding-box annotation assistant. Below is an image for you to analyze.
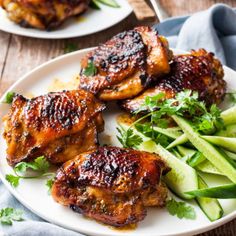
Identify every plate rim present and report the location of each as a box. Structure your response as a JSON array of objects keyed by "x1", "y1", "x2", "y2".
[
  {"x1": 0, "y1": 48, "x2": 235, "y2": 236},
  {"x1": 0, "y1": 4, "x2": 132, "y2": 39}
]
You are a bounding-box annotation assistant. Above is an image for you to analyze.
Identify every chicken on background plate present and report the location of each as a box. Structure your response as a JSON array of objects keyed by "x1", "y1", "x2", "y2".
[{"x1": 0, "y1": 0, "x2": 90, "y2": 30}]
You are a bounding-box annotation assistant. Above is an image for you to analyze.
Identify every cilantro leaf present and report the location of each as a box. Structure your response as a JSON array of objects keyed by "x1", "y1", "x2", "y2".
[
  {"x1": 34, "y1": 156, "x2": 50, "y2": 172},
  {"x1": 166, "y1": 198, "x2": 196, "y2": 220},
  {"x1": 116, "y1": 126, "x2": 143, "y2": 148},
  {"x1": 46, "y1": 177, "x2": 55, "y2": 194},
  {"x1": 64, "y1": 43, "x2": 77, "y2": 54},
  {"x1": 227, "y1": 91, "x2": 236, "y2": 104},
  {"x1": 136, "y1": 90, "x2": 224, "y2": 134},
  {"x1": 83, "y1": 61, "x2": 97, "y2": 76},
  {"x1": 4, "y1": 92, "x2": 15, "y2": 104},
  {"x1": 5, "y1": 174, "x2": 20, "y2": 188},
  {"x1": 6, "y1": 156, "x2": 52, "y2": 188},
  {"x1": 135, "y1": 123, "x2": 170, "y2": 147},
  {"x1": 0, "y1": 208, "x2": 23, "y2": 225},
  {"x1": 14, "y1": 156, "x2": 50, "y2": 175}
]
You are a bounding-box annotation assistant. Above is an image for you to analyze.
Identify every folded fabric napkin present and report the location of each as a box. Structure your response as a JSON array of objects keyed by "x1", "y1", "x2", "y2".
[
  {"x1": 1, "y1": 3, "x2": 236, "y2": 236},
  {"x1": 154, "y1": 3, "x2": 236, "y2": 70}
]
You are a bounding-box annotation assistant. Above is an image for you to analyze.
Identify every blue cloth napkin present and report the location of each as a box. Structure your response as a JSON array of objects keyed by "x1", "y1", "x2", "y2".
[
  {"x1": 154, "y1": 3, "x2": 236, "y2": 70},
  {"x1": 1, "y1": 3, "x2": 236, "y2": 236}
]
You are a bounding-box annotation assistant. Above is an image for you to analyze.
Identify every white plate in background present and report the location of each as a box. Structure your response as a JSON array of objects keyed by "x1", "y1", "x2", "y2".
[{"x1": 0, "y1": 0, "x2": 132, "y2": 39}]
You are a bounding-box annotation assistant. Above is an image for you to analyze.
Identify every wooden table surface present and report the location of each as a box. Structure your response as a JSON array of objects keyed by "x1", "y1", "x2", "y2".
[{"x1": 0, "y1": 0, "x2": 235, "y2": 235}]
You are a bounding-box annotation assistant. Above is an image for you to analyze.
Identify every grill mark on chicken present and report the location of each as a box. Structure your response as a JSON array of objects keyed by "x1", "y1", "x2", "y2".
[
  {"x1": 51, "y1": 146, "x2": 169, "y2": 227},
  {"x1": 79, "y1": 26, "x2": 172, "y2": 101},
  {"x1": 3, "y1": 90, "x2": 105, "y2": 166},
  {"x1": 121, "y1": 49, "x2": 226, "y2": 113}
]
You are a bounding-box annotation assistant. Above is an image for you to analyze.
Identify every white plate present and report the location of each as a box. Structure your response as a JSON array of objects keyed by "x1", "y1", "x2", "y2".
[
  {"x1": 0, "y1": 48, "x2": 236, "y2": 236},
  {"x1": 0, "y1": 1, "x2": 132, "y2": 39}
]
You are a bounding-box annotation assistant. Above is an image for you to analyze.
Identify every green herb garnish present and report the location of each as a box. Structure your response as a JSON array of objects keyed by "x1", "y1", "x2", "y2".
[
  {"x1": 4, "y1": 92, "x2": 15, "y2": 104},
  {"x1": 83, "y1": 61, "x2": 97, "y2": 76},
  {"x1": 6, "y1": 156, "x2": 54, "y2": 188},
  {"x1": 116, "y1": 125, "x2": 143, "y2": 148},
  {"x1": 0, "y1": 208, "x2": 24, "y2": 225},
  {"x1": 64, "y1": 43, "x2": 77, "y2": 54},
  {"x1": 136, "y1": 90, "x2": 224, "y2": 134},
  {"x1": 46, "y1": 177, "x2": 55, "y2": 194},
  {"x1": 226, "y1": 91, "x2": 236, "y2": 104},
  {"x1": 166, "y1": 198, "x2": 196, "y2": 220}
]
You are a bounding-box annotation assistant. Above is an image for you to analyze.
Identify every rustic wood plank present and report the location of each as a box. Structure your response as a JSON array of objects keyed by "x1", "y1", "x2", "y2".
[{"x1": 0, "y1": 31, "x2": 11, "y2": 89}]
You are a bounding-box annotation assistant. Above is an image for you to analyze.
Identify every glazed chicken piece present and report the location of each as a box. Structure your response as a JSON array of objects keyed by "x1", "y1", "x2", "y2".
[
  {"x1": 79, "y1": 26, "x2": 172, "y2": 101},
  {"x1": 0, "y1": 0, "x2": 90, "y2": 30},
  {"x1": 51, "y1": 146, "x2": 169, "y2": 227},
  {"x1": 3, "y1": 90, "x2": 105, "y2": 166},
  {"x1": 121, "y1": 49, "x2": 226, "y2": 113}
]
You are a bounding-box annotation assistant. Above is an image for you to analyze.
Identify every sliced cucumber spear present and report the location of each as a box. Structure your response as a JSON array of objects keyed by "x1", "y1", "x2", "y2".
[
  {"x1": 196, "y1": 160, "x2": 225, "y2": 176},
  {"x1": 201, "y1": 136, "x2": 236, "y2": 153},
  {"x1": 96, "y1": 0, "x2": 120, "y2": 8},
  {"x1": 195, "y1": 176, "x2": 224, "y2": 221},
  {"x1": 186, "y1": 183, "x2": 236, "y2": 199},
  {"x1": 177, "y1": 146, "x2": 196, "y2": 159},
  {"x1": 167, "y1": 133, "x2": 188, "y2": 149},
  {"x1": 152, "y1": 126, "x2": 182, "y2": 139},
  {"x1": 187, "y1": 152, "x2": 206, "y2": 167},
  {"x1": 140, "y1": 141, "x2": 198, "y2": 200},
  {"x1": 223, "y1": 150, "x2": 236, "y2": 160},
  {"x1": 172, "y1": 115, "x2": 236, "y2": 183},
  {"x1": 216, "y1": 124, "x2": 236, "y2": 137},
  {"x1": 221, "y1": 106, "x2": 236, "y2": 125}
]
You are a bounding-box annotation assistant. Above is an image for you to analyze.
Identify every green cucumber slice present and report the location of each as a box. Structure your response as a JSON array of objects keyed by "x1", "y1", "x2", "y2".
[
  {"x1": 90, "y1": 0, "x2": 101, "y2": 9},
  {"x1": 177, "y1": 146, "x2": 196, "y2": 159},
  {"x1": 187, "y1": 152, "x2": 206, "y2": 167},
  {"x1": 140, "y1": 142, "x2": 198, "y2": 200},
  {"x1": 96, "y1": 0, "x2": 120, "y2": 7},
  {"x1": 195, "y1": 177, "x2": 224, "y2": 221},
  {"x1": 172, "y1": 115, "x2": 236, "y2": 183},
  {"x1": 223, "y1": 150, "x2": 236, "y2": 160},
  {"x1": 201, "y1": 136, "x2": 236, "y2": 153},
  {"x1": 216, "y1": 124, "x2": 236, "y2": 137},
  {"x1": 166, "y1": 134, "x2": 188, "y2": 149},
  {"x1": 196, "y1": 160, "x2": 225, "y2": 176},
  {"x1": 221, "y1": 106, "x2": 236, "y2": 125},
  {"x1": 186, "y1": 183, "x2": 236, "y2": 199},
  {"x1": 153, "y1": 126, "x2": 182, "y2": 139}
]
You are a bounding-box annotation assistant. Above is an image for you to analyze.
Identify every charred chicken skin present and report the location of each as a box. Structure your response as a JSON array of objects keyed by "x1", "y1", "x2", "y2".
[
  {"x1": 0, "y1": 0, "x2": 90, "y2": 30},
  {"x1": 3, "y1": 90, "x2": 105, "y2": 166},
  {"x1": 79, "y1": 26, "x2": 172, "y2": 101},
  {"x1": 51, "y1": 146, "x2": 169, "y2": 227},
  {"x1": 121, "y1": 49, "x2": 226, "y2": 113}
]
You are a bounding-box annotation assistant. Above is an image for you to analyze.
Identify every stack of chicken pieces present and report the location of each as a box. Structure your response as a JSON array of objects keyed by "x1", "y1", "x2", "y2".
[{"x1": 3, "y1": 26, "x2": 226, "y2": 227}]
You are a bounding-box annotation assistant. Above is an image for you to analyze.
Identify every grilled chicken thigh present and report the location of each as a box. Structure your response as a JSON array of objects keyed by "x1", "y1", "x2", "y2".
[
  {"x1": 79, "y1": 26, "x2": 172, "y2": 101},
  {"x1": 121, "y1": 49, "x2": 226, "y2": 113},
  {"x1": 0, "y1": 0, "x2": 89, "y2": 30},
  {"x1": 51, "y1": 146, "x2": 169, "y2": 227},
  {"x1": 3, "y1": 90, "x2": 105, "y2": 166}
]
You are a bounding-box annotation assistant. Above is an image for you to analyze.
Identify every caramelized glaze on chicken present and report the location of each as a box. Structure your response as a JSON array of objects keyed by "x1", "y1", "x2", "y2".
[
  {"x1": 3, "y1": 90, "x2": 105, "y2": 166},
  {"x1": 0, "y1": 0, "x2": 89, "y2": 30},
  {"x1": 51, "y1": 146, "x2": 169, "y2": 227},
  {"x1": 79, "y1": 26, "x2": 172, "y2": 101},
  {"x1": 121, "y1": 49, "x2": 226, "y2": 113}
]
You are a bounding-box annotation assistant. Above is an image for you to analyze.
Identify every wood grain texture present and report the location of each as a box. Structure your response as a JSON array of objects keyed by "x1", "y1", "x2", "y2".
[{"x1": 0, "y1": 0, "x2": 236, "y2": 235}]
